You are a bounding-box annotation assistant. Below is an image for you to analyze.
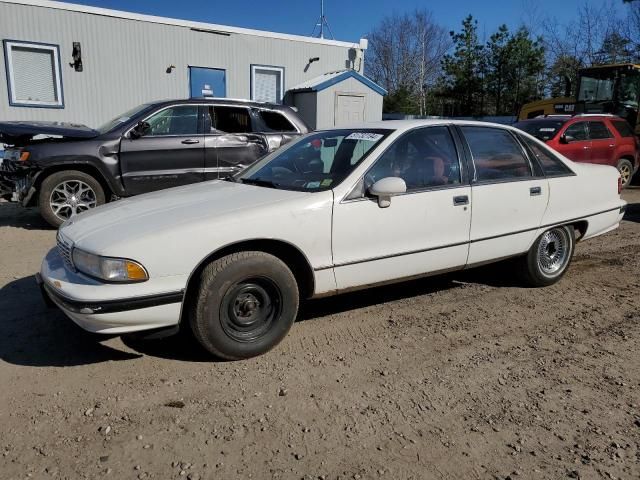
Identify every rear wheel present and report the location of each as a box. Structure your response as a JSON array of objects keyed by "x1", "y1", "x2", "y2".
[
  {"x1": 39, "y1": 170, "x2": 105, "y2": 227},
  {"x1": 616, "y1": 158, "x2": 633, "y2": 188},
  {"x1": 190, "y1": 251, "x2": 299, "y2": 360},
  {"x1": 518, "y1": 225, "x2": 575, "y2": 287}
]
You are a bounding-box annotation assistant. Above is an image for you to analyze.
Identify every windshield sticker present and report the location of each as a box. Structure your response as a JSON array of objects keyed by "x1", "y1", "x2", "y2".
[
  {"x1": 346, "y1": 132, "x2": 384, "y2": 142},
  {"x1": 321, "y1": 179, "x2": 333, "y2": 187},
  {"x1": 539, "y1": 127, "x2": 556, "y2": 132},
  {"x1": 305, "y1": 181, "x2": 321, "y2": 189}
]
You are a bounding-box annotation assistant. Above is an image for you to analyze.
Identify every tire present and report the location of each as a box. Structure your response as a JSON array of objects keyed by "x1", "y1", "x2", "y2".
[
  {"x1": 518, "y1": 225, "x2": 575, "y2": 287},
  {"x1": 38, "y1": 170, "x2": 106, "y2": 227},
  {"x1": 190, "y1": 251, "x2": 299, "y2": 360},
  {"x1": 616, "y1": 158, "x2": 633, "y2": 188}
]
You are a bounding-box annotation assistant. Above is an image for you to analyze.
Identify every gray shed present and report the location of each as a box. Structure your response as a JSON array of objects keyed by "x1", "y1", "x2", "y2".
[{"x1": 286, "y1": 70, "x2": 386, "y2": 130}]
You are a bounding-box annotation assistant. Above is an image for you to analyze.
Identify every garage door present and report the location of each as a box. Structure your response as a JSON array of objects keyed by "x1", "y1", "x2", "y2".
[{"x1": 335, "y1": 94, "x2": 365, "y2": 126}]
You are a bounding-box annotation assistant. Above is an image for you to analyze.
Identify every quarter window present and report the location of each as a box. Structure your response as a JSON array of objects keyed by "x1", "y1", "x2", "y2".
[
  {"x1": 367, "y1": 126, "x2": 461, "y2": 191},
  {"x1": 611, "y1": 120, "x2": 635, "y2": 137},
  {"x1": 257, "y1": 110, "x2": 296, "y2": 132},
  {"x1": 3, "y1": 40, "x2": 63, "y2": 108},
  {"x1": 520, "y1": 135, "x2": 573, "y2": 177},
  {"x1": 461, "y1": 127, "x2": 532, "y2": 181},
  {"x1": 563, "y1": 122, "x2": 588, "y2": 141},
  {"x1": 588, "y1": 121, "x2": 613, "y2": 139},
  {"x1": 145, "y1": 106, "x2": 199, "y2": 136}
]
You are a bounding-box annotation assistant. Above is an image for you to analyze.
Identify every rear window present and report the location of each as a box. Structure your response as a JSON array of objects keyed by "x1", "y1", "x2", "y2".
[
  {"x1": 611, "y1": 120, "x2": 635, "y2": 137},
  {"x1": 512, "y1": 120, "x2": 567, "y2": 142}
]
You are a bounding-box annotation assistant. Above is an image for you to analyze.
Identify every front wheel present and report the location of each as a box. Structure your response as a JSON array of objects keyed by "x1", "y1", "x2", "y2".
[
  {"x1": 518, "y1": 225, "x2": 575, "y2": 287},
  {"x1": 38, "y1": 170, "x2": 105, "y2": 227},
  {"x1": 616, "y1": 158, "x2": 633, "y2": 188},
  {"x1": 190, "y1": 251, "x2": 299, "y2": 360}
]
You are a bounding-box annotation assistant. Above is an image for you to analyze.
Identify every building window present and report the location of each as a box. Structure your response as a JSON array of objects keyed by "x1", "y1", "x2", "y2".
[
  {"x1": 3, "y1": 40, "x2": 64, "y2": 108},
  {"x1": 251, "y1": 65, "x2": 284, "y2": 104}
]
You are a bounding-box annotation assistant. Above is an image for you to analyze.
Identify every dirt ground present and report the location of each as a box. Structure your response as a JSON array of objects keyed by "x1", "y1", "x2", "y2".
[{"x1": 0, "y1": 190, "x2": 639, "y2": 480}]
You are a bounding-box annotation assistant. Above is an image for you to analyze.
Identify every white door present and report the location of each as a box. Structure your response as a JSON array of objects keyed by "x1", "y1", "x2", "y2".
[
  {"x1": 460, "y1": 125, "x2": 550, "y2": 265},
  {"x1": 335, "y1": 94, "x2": 365, "y2": 126},
  {"x1": 332, "y1": 126, "x2": 472, "y2": 290}
]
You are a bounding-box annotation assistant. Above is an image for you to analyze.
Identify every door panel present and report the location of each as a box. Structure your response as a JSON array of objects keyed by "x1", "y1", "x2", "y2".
[
  {"x1": 189, "y1": 67, "x2": 226, "y2": 98},
  {"x1": 205, "y1": 133, "x2": 268, "y2": 178},
  {"x1": 587, "y1": 121, "x2": 616, "y2": 165},
  {"x1": 556, "y1": 121, "x2": 591, "y2": 162},
  {"x1": 119, "y1": 105, "x2": 204, "y2": 195},
  {"x1": 335, "y1": 94, "x2": 365, "y2": 127},
  {"x1": 332, "y1": 187, "x2": 472, "y2": 290}
]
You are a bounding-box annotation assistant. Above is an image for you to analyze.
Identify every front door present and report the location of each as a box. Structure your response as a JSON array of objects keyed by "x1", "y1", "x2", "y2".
[
  {"x1": 189, "y1": 67, "x2": 226, "y2": 98},
  {"x1": 556, "y1": 121, "x2": 591, "y2": 162},
  {"x1": 459, "y1": 126, "x2": 550, "y2": 265},
  {"x1": 119, "y1": 104, "x2": 204, "y2": 195},
  {"x1": 332, "y1": 126, "x2": 471, "y2": 290},
  {"x1": 335, "y1": 94, "x2": 365, "y2": 127}
]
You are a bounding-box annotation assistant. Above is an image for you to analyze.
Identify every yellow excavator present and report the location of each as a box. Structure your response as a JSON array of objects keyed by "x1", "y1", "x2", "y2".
[{"x1": 519, "y1": 63, "x2": 640, "y2": 133}]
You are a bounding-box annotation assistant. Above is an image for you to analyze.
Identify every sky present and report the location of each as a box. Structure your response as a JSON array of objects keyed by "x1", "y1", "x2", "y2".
[{"x1": 67, "y1": 0, "x2": 625, "y2": 43}]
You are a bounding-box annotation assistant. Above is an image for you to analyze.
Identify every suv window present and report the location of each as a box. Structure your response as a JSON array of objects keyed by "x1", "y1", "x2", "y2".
[
  {"x1": 461, "y1": 126, "x2": 531, "y2": 181},
  {"x1": 257, "y1": 109, "x2": 297, "y2": 132},
  {"x1": 588, "y1": 121, "x2": 613, "y2": 140},
  {"x1": 520, "y1": 135, "x2": 573, "y2": 177},
  {"x1": 563, "y1": 122, "x2": 588, "y2": 141},
  {"x1": 212, "y1": 106, "x2": 252, "y2": 133},
  {"x1": 367, "y1": 126, "x2": 461, "y2": 191},
  {"x1": 611, "y1": 120, "x2": 634, "y2": 138},
  {"x1": 145, "y1": 105, "x2": 199, "y2": 136}
]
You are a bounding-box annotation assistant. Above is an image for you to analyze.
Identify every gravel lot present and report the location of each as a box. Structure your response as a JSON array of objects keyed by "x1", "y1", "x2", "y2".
[{"x1": 1, "y1": 190, "x2": 639, "y2": 480}]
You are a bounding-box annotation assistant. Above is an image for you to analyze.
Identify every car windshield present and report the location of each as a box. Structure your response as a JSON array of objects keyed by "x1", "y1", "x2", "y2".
[
  {"x1": 96, "y1": 103, "x2": 155, "y2": 134},
  {"x1": 512, "y1": 120, "x2": 567, "y2": 141},
  {"x1": 237, "y1": 129, "x2": 391, "y2": 191}
]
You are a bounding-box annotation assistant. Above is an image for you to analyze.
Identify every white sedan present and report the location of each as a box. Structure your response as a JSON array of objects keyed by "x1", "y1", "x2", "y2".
[{"x1": 38, "y1": 120, "x2": 626, "y2": 359}]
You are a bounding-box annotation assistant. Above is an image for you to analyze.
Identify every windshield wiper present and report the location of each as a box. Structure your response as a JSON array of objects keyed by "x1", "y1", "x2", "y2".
[{"x1": 240, "y1": 178, "x2": 279, "y2": 189}]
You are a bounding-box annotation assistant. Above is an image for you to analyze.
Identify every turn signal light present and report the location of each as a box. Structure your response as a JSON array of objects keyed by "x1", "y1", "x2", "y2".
[
  {"x1": 19, "y1": 151, "x2": 30, "y2": 161},
  {"x1": 125, "y1": 261, "x2": 148, "y2": 281}
]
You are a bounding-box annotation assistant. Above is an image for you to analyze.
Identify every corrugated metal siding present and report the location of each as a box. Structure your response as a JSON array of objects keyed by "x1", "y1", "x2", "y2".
[
  {"x1": 315, "y1": 77, "x2": 383, "y2": 129},
  {"x1": 0, "y1": 2, "x2": 359, "y2": 127}
]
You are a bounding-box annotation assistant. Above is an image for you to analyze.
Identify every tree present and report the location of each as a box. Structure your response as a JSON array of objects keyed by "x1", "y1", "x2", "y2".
[
  {"x1": 440, "y1": 15, "x2": 485, "y2": 116},
  {"x1": 485, "y1": 25, "x2": 510, "y2": 115},
  {"x1": 367, "y1": 9, "x2": 450, "y2": 114}
]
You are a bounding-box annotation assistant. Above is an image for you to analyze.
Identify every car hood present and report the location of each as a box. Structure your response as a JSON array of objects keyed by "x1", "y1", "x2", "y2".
[
  {"x1": 61, "y1": 180, "x2": 311, "y2": 253},
  {"x1": 0, "y1": 121, "x2": 99, "y2": 145}
]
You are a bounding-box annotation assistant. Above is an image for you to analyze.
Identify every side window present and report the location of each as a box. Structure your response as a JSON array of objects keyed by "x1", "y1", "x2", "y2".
[
  {"x1": 520, "y1": 135, "x2": 573, "y2": 177},
  {"x1": 611, "y1": 120, "x2": 635, "y2": 137},
  {"x1": 461, "y1": 126, "x2": 532, "y2": 181},
  {"x1": 367, "y1": 126, "x2": 461, "y2": 191},
  {"x1": 563, "y1": 122, "x2": 588, "y2": 141},
  {"x1": 145, "y1": 106, "x2": 199, "y2": 136},
  {"x1": 257, "y1": 110, "x2": 297, "y2": 132},
  {"x1": 213, "y1": 106, "x2": 252, "y2": 133},
  {"x1": 588, "y1": 121, "x2": 613, "y2": 140}
]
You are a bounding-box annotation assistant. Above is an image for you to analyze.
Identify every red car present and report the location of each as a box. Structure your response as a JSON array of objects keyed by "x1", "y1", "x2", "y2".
[{"x1": 513, "y1": 114, "x2": 639, "y2": 187}]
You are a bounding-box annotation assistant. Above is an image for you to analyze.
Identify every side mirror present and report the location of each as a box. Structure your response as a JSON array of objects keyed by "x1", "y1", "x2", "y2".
[
  {"x1": 368, "y1": 177, "x2": 407, "y2": 208},
  {"x1": 559, "y1": 134, "x2": 575, "y2": 144},
  {"x1": 130, "y1": 121, "x2": 150, "y2": 139}
]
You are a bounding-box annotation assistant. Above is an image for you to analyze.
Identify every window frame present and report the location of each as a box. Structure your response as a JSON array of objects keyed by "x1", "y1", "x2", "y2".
[
  {"x1": 516, "y1": 132, "x2": 576, "y2": 178},
  {"x1": 343, "y1": 125, "x2": 469, "y2": 202},
  {"x1": 250, "y1": 64, "x2": 285, "y2": 104},
  {"x1": 126, "y1": 104, "x2": 204, "y2": 138},
  {"x1": 561, "y1": 121, "x2": 589, "y2": 142},
  {"x1": 456, "y1": 125, "x2": 540, "y2": 185},
  {"x1": 3, "y1": 39, "x2": 64, "y2": 108},
  {"x1": 586, "y1": 120, "x2": 614, "y2": 140},
  {"x1": 209, "y1": 104, "x2": 255, "y2": 134}
]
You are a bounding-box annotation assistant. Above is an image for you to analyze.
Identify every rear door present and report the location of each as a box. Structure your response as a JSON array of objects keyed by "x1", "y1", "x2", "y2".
[
  {"x1": 203, "y1": 105, "x2": 268, "y2": 179},
  {"x1": 460, "y1": 126, "x2": 549, "y2": 265},
  {"x1": 587, "y1": 120, "x2": 616, "y2": 165},
  {"x1": 556, "y1": 121, "x2": 591, "y2": 162},
  {"x1": 119, "y1": 104, "x2": 204, "y2": 195}
]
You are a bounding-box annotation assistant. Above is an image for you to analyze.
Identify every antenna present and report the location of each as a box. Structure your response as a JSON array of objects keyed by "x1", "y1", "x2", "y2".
[{"x1": 311, "y1": 0, "x2": 334, "y2": 39}]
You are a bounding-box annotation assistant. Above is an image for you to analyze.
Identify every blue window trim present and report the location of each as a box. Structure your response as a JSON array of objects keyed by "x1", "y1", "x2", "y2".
[
  {"x1": 3, "y1": 39, "x2": 65, "y2": 109},
  {"x1": 250, "y1": 64, "x2": 285, "y2": 104}
]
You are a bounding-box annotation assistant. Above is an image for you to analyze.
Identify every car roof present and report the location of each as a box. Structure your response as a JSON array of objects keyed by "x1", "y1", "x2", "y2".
[
  {"x1": 149, "y1": 98, "x2": 294, "y2": 112},
  {"x1": 326, "y1": 119, "x2": 519, "y2": 132}
]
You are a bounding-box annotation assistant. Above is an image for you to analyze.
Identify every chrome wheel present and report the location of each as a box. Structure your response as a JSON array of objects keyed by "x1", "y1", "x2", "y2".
[
  {"x1": 536, "y1": 228, "x2": 571, "y2": 277},
  {"x1": 618, "y1": 162, "x2": 632, "y2": 187},
  {"x1": 49, "y1": 180, "x2": 97, "y2": 221}
]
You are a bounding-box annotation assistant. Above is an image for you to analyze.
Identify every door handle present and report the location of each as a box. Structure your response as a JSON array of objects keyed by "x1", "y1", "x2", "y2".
[
  {"x1": 530, "y1": 186, "x2": 542, "y2": 196},
  {"x1": 453, "y1": 195, "x2": 469, "y2": 206},
  {"x1": 181, "y1": 139, "x2": 200, "y2": 144}
]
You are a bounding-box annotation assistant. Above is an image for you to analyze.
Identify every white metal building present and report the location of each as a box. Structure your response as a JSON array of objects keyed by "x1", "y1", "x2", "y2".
[{"x1": 0, "y1": 0, "x2": 383, "y2": 129}]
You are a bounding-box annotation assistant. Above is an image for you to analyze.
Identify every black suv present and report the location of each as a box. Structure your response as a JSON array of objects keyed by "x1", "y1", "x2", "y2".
[{"x1": 0, "y1": 99, "x2": 309, "y2": 226}]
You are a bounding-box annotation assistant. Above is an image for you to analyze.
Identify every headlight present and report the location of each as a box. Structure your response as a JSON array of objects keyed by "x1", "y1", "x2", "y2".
[{"x1": 72, "y1": 248, "x2": 148, "y2": 283}]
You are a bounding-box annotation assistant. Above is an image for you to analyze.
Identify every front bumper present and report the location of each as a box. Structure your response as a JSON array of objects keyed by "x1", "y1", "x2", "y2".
[
  {"x1": 39, "y1": 247, "x2": 186, "y2": 334},
  {"x1": 0, "y1": 159, "x2": 38, "y2": 204}
]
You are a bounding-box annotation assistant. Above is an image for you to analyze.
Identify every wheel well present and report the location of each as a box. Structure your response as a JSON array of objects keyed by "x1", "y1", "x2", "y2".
[
  {"x1": 180, "y1": 239, "x2": 316, "y2": 324},
  {"x1": 31, "y1": 164, "x2": 113, "y2": 206},
  {"x1": 570, "y1": 220, "x2": 588, "y2": 241}
]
